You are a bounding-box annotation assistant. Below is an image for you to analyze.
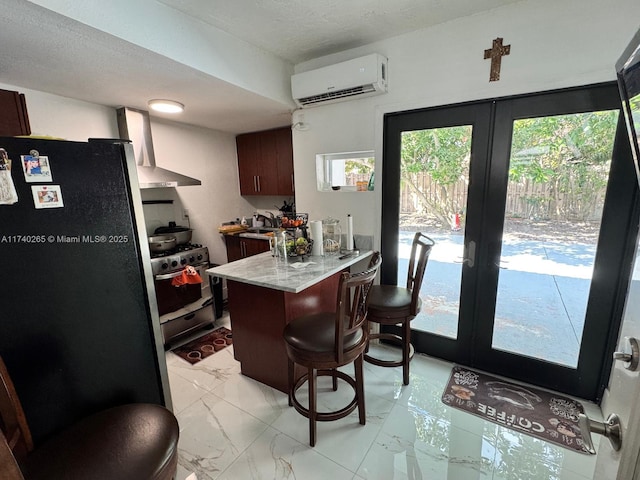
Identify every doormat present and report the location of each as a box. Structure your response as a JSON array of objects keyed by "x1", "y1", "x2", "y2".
[
  {"x1": 172, "y1": 327, "x2": 232, "y2": 365},
  {"x1": 441, "y1": 365, "x2": 591, "y2": 455}
]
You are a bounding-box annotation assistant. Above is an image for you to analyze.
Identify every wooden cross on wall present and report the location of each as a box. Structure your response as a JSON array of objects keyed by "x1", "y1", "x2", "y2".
[{"x1": 484, "y1": 37, "x2": 510, "y2": 81}]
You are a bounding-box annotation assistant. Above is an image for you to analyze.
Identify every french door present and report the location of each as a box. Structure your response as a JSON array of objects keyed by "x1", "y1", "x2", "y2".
[{"x1": 381, "y1": 83, "x2": 638, "y2": 400}]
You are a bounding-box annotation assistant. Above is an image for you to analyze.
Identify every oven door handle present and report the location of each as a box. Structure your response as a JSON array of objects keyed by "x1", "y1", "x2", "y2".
[{"x1": 155, "y1": 270, "x2": 187, "y2": 281}]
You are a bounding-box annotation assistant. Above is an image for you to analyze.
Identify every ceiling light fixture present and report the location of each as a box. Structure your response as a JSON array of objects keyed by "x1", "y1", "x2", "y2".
[{"x1": 148, "y1": 99, "x2": 184, "y2": 114}]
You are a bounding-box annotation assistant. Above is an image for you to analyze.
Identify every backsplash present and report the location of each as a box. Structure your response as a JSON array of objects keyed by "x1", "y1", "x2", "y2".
[
  {"x1": 140, "y1": 189, "x2": 185, "y2": 236},
  {"x1": 142, "y1": 202, "x2": 185, "y2": 236}
]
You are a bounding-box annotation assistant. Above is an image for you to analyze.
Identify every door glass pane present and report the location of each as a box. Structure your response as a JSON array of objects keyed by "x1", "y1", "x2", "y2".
[
  {"x1": 492, "y1": 110, "x2": 619, "y2": 367},
  {"x1": 399, "y1": 126, "x2": 472, "y2": 339}
]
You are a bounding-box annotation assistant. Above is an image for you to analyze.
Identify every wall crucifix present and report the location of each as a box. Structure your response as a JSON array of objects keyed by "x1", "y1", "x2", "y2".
[{"x1": 484, "y1": 37, "x2": 511, "y2": 82}]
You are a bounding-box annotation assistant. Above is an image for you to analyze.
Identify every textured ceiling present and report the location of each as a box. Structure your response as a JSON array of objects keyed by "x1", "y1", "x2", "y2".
[
  {"x1": 1, "y1": 0, "x2": 522, "y2": 134},
  {"x1": 157, "y1": 0, "x2": 523, "y2": 63}
]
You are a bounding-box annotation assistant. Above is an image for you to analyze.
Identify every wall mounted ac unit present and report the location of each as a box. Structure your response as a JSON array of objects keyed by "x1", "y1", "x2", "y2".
[{"x1": 291, "y1": 53, "x2": 388, "y2": 108}]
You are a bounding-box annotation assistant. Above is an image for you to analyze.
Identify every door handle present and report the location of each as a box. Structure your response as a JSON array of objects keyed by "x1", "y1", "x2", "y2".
[
  {"x1": 155, "y1": 270, "x2": 187, "y2": 280},
  {"x1": 578, "y1": 413, "x2": 622, "y2": 454},
  {"x1": 613, "y1": 337, "x2": 640, "y2": 371},
  {"x1": 463, "y1": 240, "x2": 475, "y2": 267}
]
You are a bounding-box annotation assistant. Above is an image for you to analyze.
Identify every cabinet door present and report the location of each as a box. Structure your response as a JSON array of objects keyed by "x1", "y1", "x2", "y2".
[
  {"x1": 225, "y1": 235, "x2": 270, "y2": 261},
  {"x1": 224, "y1": 235, "x2": 243, "y2": 262},
  {"x1": 275, "y1": 127, "x2": 294, "y2": 195},
  {"x1": 243, "y1": 237, "x2": 271, "y2": 257},
  {"x1": 255, "y1": 131, "x2": 279, "y2": 195},
  {"x1": 0, "y1": 89, "x2": 30, "y2": 136},
  {"x1": 236, "y1": 126, "x2": 294, "y2": 196},
  {"x1": 236, "y1": 134, "x2": 261, "y2": 195}
]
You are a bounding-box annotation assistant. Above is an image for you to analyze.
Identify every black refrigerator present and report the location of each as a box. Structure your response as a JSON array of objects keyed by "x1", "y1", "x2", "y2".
[{"x1": 0, "y1": 136, "x2": 170, "y2": 444}]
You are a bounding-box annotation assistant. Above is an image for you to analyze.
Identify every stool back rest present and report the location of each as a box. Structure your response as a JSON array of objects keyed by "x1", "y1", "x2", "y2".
[
  {"x1": 406, "y1": 233, "x2": 435, "y2": 317},
  {"x1": 335, "y1": 252, "x2": 382, "y2": 363},
  {"x1": 0, "y1": 356, "x2": 33, "y2": 467}
]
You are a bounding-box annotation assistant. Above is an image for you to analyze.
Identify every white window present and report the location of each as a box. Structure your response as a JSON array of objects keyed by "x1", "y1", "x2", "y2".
[{"x1": 316, "y1": 151, "x2": 375, "y2": 192}]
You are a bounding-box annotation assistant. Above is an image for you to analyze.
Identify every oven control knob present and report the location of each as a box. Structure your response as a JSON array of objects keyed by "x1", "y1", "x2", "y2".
[
  {"x1": 162, "y1": 262, "x2": 169, "y2": 270},
  {"x1": 189, "y1": 255, "x2": 195, "y2": 263},
  {"x1": 180, "y1": 258, "x2": 187, "y2": 265},
  {"x1": 171, "y1": 260, "x2": 178, "y2": 268},
  {"x1": 197, "y1": 254, "x2": 203, "y2": 261}
]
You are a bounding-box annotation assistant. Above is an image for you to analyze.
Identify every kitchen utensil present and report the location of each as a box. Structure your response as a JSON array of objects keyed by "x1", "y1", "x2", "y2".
[
  {"x1": 154, "y1": 221, "x2": 193, "y2": 244},
  {"x1": 148, "y1": 234, "x2": 177, "y2": 252},
  {"x1": 277, "y1": 200, "x2": 295, "y2": 214}
]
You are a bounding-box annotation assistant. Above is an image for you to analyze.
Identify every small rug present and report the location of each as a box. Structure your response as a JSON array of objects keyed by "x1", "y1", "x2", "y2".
[
  {"x1": 442, "y1": 365, "x2": 591, "y2": 454},
  {"x1": 172, "y1": 327, "x2": 232, "y2": 365}
]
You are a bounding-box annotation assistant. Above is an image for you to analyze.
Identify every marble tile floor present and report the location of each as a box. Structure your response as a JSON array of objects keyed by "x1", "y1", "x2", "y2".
[{"x1": 166, "y1": 314, "x2": 602, "y2": 480}]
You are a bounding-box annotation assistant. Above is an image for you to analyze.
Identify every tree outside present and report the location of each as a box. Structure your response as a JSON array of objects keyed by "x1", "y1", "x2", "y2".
[
  {"x1": 399, "y1": 110, "x2": 618, "y2": 241},
  {"x1": 398, "y1": 110, "x2": 619, "y2": 365}
]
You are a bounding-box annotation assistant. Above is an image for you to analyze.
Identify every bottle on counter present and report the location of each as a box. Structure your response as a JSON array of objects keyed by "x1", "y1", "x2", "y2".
[{"x1": 368, "y1": 171, "x2": 375, "y2": 191}]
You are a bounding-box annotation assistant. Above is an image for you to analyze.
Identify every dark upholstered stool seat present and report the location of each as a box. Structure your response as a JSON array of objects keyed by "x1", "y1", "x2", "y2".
[
  {"x1": 367, "y1": 286, "x2": 421, "y2": 320},
  {"x1": 365, "y1": 233, "x2": 434, "y2": 385},
  {"x1": 283, "y1": 253, "x2": 381, "y2": 447},
  {"x1": 0, "y1": 356, "x2": 179, "y2": 480},
  {"x1": 22, "y1": 404, "x2": 179, "y2": 480},
  {"x1": 284, "y1": 313, "x2": 364, "y2": 356}
]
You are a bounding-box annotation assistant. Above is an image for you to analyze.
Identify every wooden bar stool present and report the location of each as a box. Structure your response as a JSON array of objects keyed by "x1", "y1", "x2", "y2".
[
  {"x1": 364, "y1": 233, "x2": 434, "y2": 385},
  {"x1": 283, "y1": 252, "x2": 381, "y2": 446},
  {"x1": 0, "y1": 356, "x2": 179, "y2": 480}
]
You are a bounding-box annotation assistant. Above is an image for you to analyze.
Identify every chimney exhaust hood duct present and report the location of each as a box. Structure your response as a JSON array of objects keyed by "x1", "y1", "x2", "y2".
[{"x1": 116, "y1": 107, "x2": 201, "y2": 188}]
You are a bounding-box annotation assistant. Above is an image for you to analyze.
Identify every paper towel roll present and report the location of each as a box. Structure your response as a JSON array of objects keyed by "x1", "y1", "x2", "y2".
[
  {"x1": 346, "y1": 214, "x2": 354, "y2": 251},
  {"x1": 310, "y1": 220, "x2": 324, "y2": 256}
]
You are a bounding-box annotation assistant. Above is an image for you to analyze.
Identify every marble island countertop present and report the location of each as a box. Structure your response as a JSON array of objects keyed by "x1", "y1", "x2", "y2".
[{"x1": 206, "y1": 250, "x2": 372, "y2": 293}]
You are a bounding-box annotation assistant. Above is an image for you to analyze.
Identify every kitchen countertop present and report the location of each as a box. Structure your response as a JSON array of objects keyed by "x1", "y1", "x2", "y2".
[{"x1": 206, "y1": 250, "x2": 372, "y2": 293}]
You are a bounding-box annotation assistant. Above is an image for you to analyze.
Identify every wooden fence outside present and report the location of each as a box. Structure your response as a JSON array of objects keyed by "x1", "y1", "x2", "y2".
[{"x1": 398, "y1": 173, "x2": 607, "y2": 222}]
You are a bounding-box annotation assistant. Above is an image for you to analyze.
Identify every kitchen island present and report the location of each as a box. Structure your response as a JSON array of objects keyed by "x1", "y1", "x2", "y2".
[{"x1": 206, "y1": 250, "x2": 372, "y2": 393}]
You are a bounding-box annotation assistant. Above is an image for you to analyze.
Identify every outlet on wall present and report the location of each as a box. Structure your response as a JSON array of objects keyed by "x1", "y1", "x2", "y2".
[{"x1": 182, "y1": 209, "x2": 189, "y2": 219}]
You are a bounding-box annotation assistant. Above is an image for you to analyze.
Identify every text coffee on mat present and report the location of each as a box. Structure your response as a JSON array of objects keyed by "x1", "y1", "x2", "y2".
[{"x1": 442, "y1": 365, "x2": 591, "y2": 454}]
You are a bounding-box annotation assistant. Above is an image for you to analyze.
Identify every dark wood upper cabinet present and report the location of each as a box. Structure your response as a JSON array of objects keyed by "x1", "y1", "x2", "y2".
[
  {"x1": 275, "y1": 127, "x2": 294, "y2": 195},
  {"x1": 236, "y1": 132, "x2": 261, "y2": 194},
  {"x1": 0, "y1": 89, "x2": 30, "y2": 136},
  {"x1": 236, "y1": 126, "x2": 294, "y2": 196}
]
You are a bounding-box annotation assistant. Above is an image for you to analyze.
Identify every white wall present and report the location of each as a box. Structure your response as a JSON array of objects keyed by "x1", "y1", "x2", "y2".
[
  {"x1": 291, "y1": 0, "x2": 640, "y2": 250},
  {"x1": 7, "y1": 0, "x2": 640, "y2": 261},
  {"x1": 143, "y1": 118, "x2": 258, "y2": 265},
  {"x1": 0, "y1": 82, "x2": 119, "y2": 140},
  {"x1": 0, "y1": 82, "x2": 252, "y2": 265}
]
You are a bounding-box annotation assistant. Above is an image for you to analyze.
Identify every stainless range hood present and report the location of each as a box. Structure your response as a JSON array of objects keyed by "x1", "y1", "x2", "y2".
[{"x1": 116, "y1": 107, "x2": 201, "y2": 189}]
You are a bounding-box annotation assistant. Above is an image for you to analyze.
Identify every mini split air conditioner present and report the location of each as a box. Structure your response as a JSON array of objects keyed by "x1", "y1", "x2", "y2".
[{"x1": 291, "y1": 53, "x2": 388, "y2": 108}]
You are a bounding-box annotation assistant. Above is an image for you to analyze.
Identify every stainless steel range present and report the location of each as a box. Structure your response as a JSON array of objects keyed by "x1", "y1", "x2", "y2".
[{"x1": 150, "y1": 243, "x2": 215, "y2": 347}]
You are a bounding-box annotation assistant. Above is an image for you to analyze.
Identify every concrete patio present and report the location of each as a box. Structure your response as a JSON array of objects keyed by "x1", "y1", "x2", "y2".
[{"x1": 398, "y1": 230, "x2": 595, "y2": 367}]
